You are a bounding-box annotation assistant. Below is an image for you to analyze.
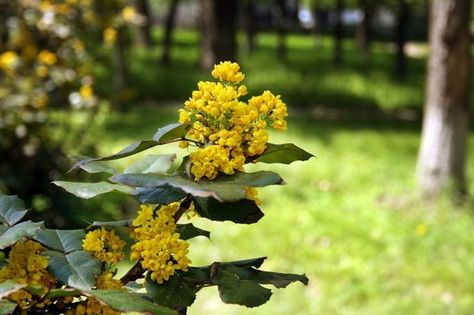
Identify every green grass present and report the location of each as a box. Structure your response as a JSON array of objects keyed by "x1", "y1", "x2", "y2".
[
  {"x1": 97, "y1": 28, "x2": 427, "y2": 111},
  {"x1": 71, "y1": 105, "x2": 474, "y2": 315}
]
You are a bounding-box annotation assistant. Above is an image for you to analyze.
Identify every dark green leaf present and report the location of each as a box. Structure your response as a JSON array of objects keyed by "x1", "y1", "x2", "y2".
[
  {"x1": 0, "y1": 221, "x2": 43, "y2": 249},
  {"x1": 0, "y1": 195, "x2": 27, "y2": 227},
  {"x1": 34, "y1": 229, "x2": 85, "y2": 253},
  {"x1": 53, "y1": 181, "x2": 134, "y2": 199},
  {"x1": 176, "y1": 224, "x2": 210, "y2": 240},
  {"x1": 221, "y1": 257, "x2": 267, "y2": 269},
  {"x1": 90, "y1": 220, "x2": 131, "y2": 228},
  {"x1": 46, "y1": 288, "x2": 81, "y2": 298},
  {"x1": 0, "y1": 280, "x2": 25, "y2": 299},
  {"x1": 135, "y1": 185, "x2": 187, "y2": 205},
  {"x1": 111, "y1": 171, "x2": 283, "y2": 202},
  {"x1": 44, "y1": 250, "x2": 101, "y2": 290},
  {"x1": 213, "y1": 264, "x2": 272, "y2": 308},
  {"x1": 193, "y1": 198, "x2": 264, "y2": 224},
  {"x1": 89, "y1": 289, "x2": 178, "y2": 315},
  {"x1": 152, "y1": 123, "x2": 191, "y2": 143},
  {"x1": 251, "y1": 143, "x2": 314, "y2": 164},
  {"x1": 124, "y1": 154, "x2": 176, "y2": 174},
  {"x1": 0, "y1": 300, "x2": 16, "y2": 315},
  {"x1": 146, "y1": 273, "x2": 197, "y2": 309},
  {"x1": 252, "y1": 270, "x2": 309, "y2": 288}
]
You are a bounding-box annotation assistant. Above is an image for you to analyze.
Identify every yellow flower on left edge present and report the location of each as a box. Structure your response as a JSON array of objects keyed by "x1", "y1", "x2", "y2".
[{"x1": 83, "y1": 227, "x2": 125, "y2": 264}]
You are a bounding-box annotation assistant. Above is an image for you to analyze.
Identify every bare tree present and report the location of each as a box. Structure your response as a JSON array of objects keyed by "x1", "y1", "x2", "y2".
[
  {"x1": 416, "y1": 0, "x2": 472, "y2": 198},
  {"x1": 274, "y1": 0, "x2": 288, "y2": 60},
  {"x1": 135, "y1": 0, "x2": 153, "y2": 47},
  {"x1": 394, "y1": 0, "x2": 410, "y2": 78},
  {"x1": 161, "y1": 0, "x2": 179, "y2": 65},
  {"x1": 333, "y1": 0, "x2": 344, "y2": 66},
  {"x1": 356, "y1": 0, "x2": 374, "y2": 64}
]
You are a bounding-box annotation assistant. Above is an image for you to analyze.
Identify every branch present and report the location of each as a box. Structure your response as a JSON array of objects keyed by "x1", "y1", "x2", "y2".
[{"x1": 120, "y1": 261, "x2": 145, "y2": 284}]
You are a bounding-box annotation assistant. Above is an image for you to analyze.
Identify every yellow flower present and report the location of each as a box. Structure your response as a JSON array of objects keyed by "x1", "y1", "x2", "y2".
[
  {"x1": 211, "y1": 61, "x2": 245, "y2": 84},
  {"x1": 79, "y1": 85, "x2": 93, "y2": 100},
  {"x1": 131, "y1": 203, "x2": 191, "y2": 284},
  {"x1": 83, "y1": 227, "x2": 125, "y2": 264},
  {"x1": 121, "y1": 6, "x2": 136, "y2": 22},
  {"x1": 0, "y1": 51, "x2": 19, "y2": 72},
  {"x1": 415, "y1": 223, "x2": 428, "y2": 236},
  {"x1": 38, "y1": 50, "x2": 57, "y2": 65},
  {"x1": 103, "y1": 27, "x2": 117, "y2": 46}
]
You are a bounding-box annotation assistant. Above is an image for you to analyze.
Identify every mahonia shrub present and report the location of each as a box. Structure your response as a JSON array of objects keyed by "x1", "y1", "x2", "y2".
[{"x1": 0, "y1": 62, "x2": 313, "y2": 314}]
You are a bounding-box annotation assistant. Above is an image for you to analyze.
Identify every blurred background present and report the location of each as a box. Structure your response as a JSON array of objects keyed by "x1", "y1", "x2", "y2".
[{"x1": 1, "y1": 0, "x2": 474, "y2": 314}]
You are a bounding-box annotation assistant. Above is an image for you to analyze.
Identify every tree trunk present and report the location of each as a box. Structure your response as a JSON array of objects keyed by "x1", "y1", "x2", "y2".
[
  {"x1": 312, "y1": 0, "x2": 322, "y2": 47},
  {"x1": 274, "y1": 0, "x2": 287, "y2": 61},
  {"x1": 394, "y1": 0, "x2": 409, "y2": 78},
  {"x1": 333, "y1": 0, "x2": 343, "y2": 66},
  {"x1": 199, "y1": 0, "x2": 238, "y2": 70},
  {"x1": 161, "y1": 0, "x2": 179, "y2": 65},
  {"x1": 135, "y1": 0, "x2": 153, "y2": 47},
  {"x1": 356, "y1": 0, "x2": 373, "y2": 63},
  {"x1": 416, "y1": 0, "x2": 471, "y2": 198},
  {"x1": 244, "y1": 0, "x2": 257, "y2": 54},
  {"x1": 114, "y1": 26, "x2": 128, "y2": 106}
]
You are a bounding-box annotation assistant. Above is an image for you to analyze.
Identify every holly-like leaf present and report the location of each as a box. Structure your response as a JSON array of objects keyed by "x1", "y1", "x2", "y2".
[
  {"x1": 90, "y1": 220, "x2": 131, "y2": 228},
  {"x1": 0, "y1": 300, "x2": 16, "y2": 315},
  {"x1": 72, "y1": 123, "x2": 190, "y2": 170},
  {"x1": 34, "y1": 229, "x2": 85, "y2": 253},
  {"x1": 145, "y1": 273, "x2": 197, "y2": 309},
  {"x1": 124, "y1": 154, "x2": 176, "y2": 174},
  {"x1": 193, "y1": 198, "x2": 264, "y2": 224},
  {"x1": 45, "y1": 250, "x2": 101, "y2": 290},
  {"x1": 111, "y1": 171, "x2": 284, "y2": 202},
  {"x1": 89, "y1": 289, "x2": 178, "y2": 315},
  {"x1": 0, "y1": 195, "x2": 27, "y2": 227},
  {"x1": 251, "y1": 143, "x2": 314, "y2": 164},
  {"x1": 0, "y1": 280, "x2": 25, "y2": 299},
  {"x1": 135, "y1": 185, "x2": 187, "y2": 205},
  {"x1": 53, "y1": 181, "x2": 134, "y2": 199},
  {"x1": 0, "y1": 221, "x2": 43, "y2": 249},
  {"x1": 176, "y1": 224, "x2": 210, "y2": 240},
  {"x1": 251, "y1": 270, "x2": 309, "y2": 288},
  {"x1": 221, "y1": 257, "x2": 267, "y2": 269},
  {"x1": 213, "y1": 264, "x2": 272, "y2": 308},
  {"x1": 152, "y1": 123, "x2": 191, "y2": 143}
]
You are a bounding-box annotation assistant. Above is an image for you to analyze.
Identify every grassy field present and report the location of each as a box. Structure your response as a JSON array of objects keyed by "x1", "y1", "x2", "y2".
[{"x1": 52, "y1": 29, "x2": 474, "y2": 314}]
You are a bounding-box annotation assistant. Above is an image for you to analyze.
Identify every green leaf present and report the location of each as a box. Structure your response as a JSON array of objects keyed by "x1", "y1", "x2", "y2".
[
  {"x1": 221, "y1": 257, "x2": 267, "y2": 269},
  {"x1": 146, "y1": 273, "x2": 197, "y2": 309},
  {"x1": 34, "y1": 229, "x2": 85, "y2": 253},
  {"x1": 251, "y1": 143, "x2": 314, "y2": 164},
  {"x1": 72, "y1": 123, "x2": 190, "y2": 170},
  {"x1": 251, "y1": 270, "x2": 309, "y2": 288},
  {"x1": 44, "y1": 250, "x2": 101, "y2": 290},
  {"x1": 176, "y1": 224, "x2": 210, "y2": 240},
  {"x1": 152, "y1": 123, "x2": 191, "y2": 143},
  {"x1": 0, "y1": 195, "x2": 27, "y2": 227},
  {"x1": 213, "y1": 264, "x2": 272, "y2": 308},
  {"x1": 0, "y1": 280, "x2": 25, "y2": 299},
  {"x1": 124, "y1": 154, "x2": 176, "y2": 174},
  {"x1": 0, "y1": 300, "x2": 16, "y2": 315},
  {"x1": 0, "y1": 221, "x2": 43, "y2": 249},
  {"x1": 53, "y1": 181, "x2": 134, "y2": 199},
  {"x1": 75, "y1": 157, "x2": 119, "y2": 175},
  {"x1": 89, "y1": 289, "x2": 178, "y2": 315},
  {"x1": 111, "y1": 171, "x2": 284, "y2": 202},
  {"x1": 135, "y1": 185, "x2": 187, "y2": 205},
  {"x1": 193, "y1": 198, "x2": 264, "y2": 224},
  {"x1": 46, "y1": 288, "x2": 81, "y2": 298}
]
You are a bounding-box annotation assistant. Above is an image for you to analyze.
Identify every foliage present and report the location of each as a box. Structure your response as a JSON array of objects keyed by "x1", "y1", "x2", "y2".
[{"x1": 0, "y1": 63, "x2": 312, "y2": 314}]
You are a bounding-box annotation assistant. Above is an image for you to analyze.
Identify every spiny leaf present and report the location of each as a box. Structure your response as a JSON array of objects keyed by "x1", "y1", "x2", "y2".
[
  {"x1": 176, "y1": 224, "x2": 210, "y2": 240},
  {"x1": 0, "y1": 195, "x2": 27, "y2": 227},
  {"x1": 34, "y1": 229, "x2": 85, "y2": 253},
  {"x1": 135, "y1": 185, "x2": 187, "y2": 205},
  {"x1": 193, "y1": 198, "x2": 264, "y2": 224},
  {"x1": 89, "y1": 289, "x2": 178, "y2": 315},
  {"x1": 145, "y1": 273, "x2": 197, "y2": 309},
  {"x1": 251, "y1": 143, "x2": 314, "y2": 164},
  {"x1": 0, "y1": 221, "x2": 43, "y2": 249},
  {"x1": 75, "y1": 157, "x2": 119, "y2": 175},
  {"x1": 152, "y1": 123, "x2": 191, "y2": 143},
  {"x1": 53, "y1": 181, "x2": 134, "y2": 199},
  {"x1": 44, "y1": 250, "x2": 101, "y2": 290}
]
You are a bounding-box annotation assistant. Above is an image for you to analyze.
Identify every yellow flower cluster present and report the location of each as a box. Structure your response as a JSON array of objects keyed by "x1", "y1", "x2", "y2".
[
  {"x1": 0, "y1": 240, "x2": 55, "y2": 309},
  {"x1": 69, "y1": 272, "x2": 123, "y2": 315},
  {"x1": 83, "y1": 227, "x2": 126, "y2": 264},
  {"x1": 178, "y1": 61, "x2": 288, "y2": 181},
  {"x1": 131, "y1": 204, "x2": 191, "y2": 284}
]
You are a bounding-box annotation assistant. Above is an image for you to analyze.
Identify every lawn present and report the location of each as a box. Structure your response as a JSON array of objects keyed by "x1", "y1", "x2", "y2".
[{"x1": 51, "y1": 29, "x2": 474, "y2": 314}]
